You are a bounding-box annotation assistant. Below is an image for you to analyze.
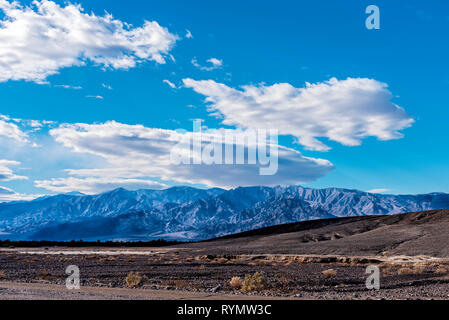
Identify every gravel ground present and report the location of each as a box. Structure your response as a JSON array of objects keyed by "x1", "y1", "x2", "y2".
[{"x1": 1, "y1": 248, "x2": 449, "y2": 300}]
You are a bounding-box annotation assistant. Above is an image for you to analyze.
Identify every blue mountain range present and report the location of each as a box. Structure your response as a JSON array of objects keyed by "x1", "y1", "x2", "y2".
[{"x1": 1, "y1": 186, "x2": 448, "y2": 241}]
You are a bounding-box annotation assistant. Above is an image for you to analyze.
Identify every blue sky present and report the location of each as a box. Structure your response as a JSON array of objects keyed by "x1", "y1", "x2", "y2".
[{"x1": 0, "y1": 0, "x2": 448, "y2": 199}]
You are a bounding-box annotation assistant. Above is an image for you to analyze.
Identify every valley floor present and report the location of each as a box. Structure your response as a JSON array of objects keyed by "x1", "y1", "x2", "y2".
[{"x1": 1, "y1": 247, "x2": 449, "y2": 300}]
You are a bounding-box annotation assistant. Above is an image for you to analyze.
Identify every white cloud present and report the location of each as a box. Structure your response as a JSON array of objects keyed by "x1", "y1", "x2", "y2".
[
  {"x1": 55, "y1": 84, "x2": 82, "y2": 90},
  {"x1": 35, "y1": 176, "x2": 167, "y2": 194},
  {"x1": 86, "y1": 95, "x2": 104, "y2": 100},
  {"x1": 207, "y1": 58, "x2": 223, "y2": 68},
  {"x1": 367, "y1": 188, "x2": 391, "y2": 194},
  {"x1": 0, "y1": 186, "x2": 14, "y2": 195},
  {"x1": 191, "y1": 57, "x2": 223, "y2": 71},
  {"x1": 0, "y1": 0, "x2": 179, "y2": 83},
  {"x1": 102, "y1": 83, "x2": 113, "y2": 90},
  {"x1": 185, "y1": 29, "x2": 193, "y2": 39},
  {"x1": 183, "y1": 77, "x2": 414, "y2": 151},
  {"x1": 0, "y1": 118, "x2": 28, "y2": 142},
  {"x1": 163, "y1": 79, "x2": 177, "y2": 89},
  {"x1": 41, "y1": 121, "x2": 333, "y2": 191},
  {"x1": 0, "y1": 186, "x2": 42, "y2": 202},
  {"x1": 0, "y1": 160, "x2": 27, "y2": 181}
]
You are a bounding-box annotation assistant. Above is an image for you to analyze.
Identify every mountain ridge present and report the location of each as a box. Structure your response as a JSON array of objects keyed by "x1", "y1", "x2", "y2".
[{"x1": 1, "y1": 186, "x2": 449, "y2": 241}]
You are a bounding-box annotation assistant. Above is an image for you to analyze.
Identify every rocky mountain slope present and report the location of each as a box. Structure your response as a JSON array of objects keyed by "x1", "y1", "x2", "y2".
[{"x1": 0, "y1": 186, "x2": 448, "y2": 241}]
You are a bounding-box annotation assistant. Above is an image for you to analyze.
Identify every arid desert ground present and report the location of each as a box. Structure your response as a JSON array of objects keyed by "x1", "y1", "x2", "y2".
[{"x1": 1, "y1": 210, "x2": 449, "y2": 300}]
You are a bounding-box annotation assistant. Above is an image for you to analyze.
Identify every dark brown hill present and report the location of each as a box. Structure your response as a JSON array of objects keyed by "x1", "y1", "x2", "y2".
[{"x1": 187, "y1": 210, "x2": 449, "y2": 257}]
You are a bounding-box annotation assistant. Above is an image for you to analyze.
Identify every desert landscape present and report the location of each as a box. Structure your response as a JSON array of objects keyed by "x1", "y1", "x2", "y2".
[{"x1": 1, "y1": 210, "x2": 449, "y2": 300}]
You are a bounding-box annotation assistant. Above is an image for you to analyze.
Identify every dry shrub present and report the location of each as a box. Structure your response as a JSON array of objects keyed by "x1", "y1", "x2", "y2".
[
  {"x1": 413, "y1": 267, "x2": 425, "y2": 274},
  {"x1": 241, "y1": 272, "x2": 266, "y2": 292},
  {"x1": 0, "y1": 271, "x2": 7, "y2": 279},
  {"x1": 253, "y1": 260, "x2": 267, "y2": 266},
  {"x1": 434, "y1": 268, "x2": 448, "y2": 275},
  {"x1": 99, "y1": 256, "x2": 118, "y2": 262},
  {"x1": 216, "y1": 258, "x2": 228, "y2": 264},
  {"x1": 197, "y1": 265, "x2": 206, "y2": 271},
  {"x1": 397, "y1": 268, "x2": 414, "y2": 275},
  {"x1": 163, "y1": 279, "x2": 191, "y2": 289},
  {"x1": 229, "y1": 276, "x2": 243, "y2": 289},
  {"x1": 382, "y1": 268, "x2": 393, "y2": 276},
  {"x1": 38, "y1": 269, "x2": 54, "y2": 280},
  {"x1": 296, "y1": 257, "x2": 306, "y2": 264},
  {"x1": 59, "y1": 257, "x2": 73, "y2": 262},
  {"x1": 322, "y1": 269, "x2": 337, "y2": 278},
  {"x1": 126, "y1": 272, "x2": 143, "y2": 288},
  {"x1": 174, "y1": 280, "x2": 190, "y2": 289}
]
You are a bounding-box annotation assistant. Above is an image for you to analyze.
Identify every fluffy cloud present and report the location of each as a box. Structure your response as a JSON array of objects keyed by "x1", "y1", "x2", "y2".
[
  {"x1": 0, "y1": 0, "x2": 179, "y2": 83},
  {"x1": 207, "y1": 58, "x2": 223, "y2": 68},
  {"x1": 35, "y1": 176, "x2": 167, "y2": 194},
  {"x1": 0, "y1": 160, "x2": 36, "y2": 202},
  {"x1": 0, "y1": 116, "x2": 29, "y2": 142},
  {"x1": 0, "y1": 160, "x2": 27, "y2": 181},
  {"x1": 55, "y1": 84, "x2": 82, "y2": 90},
  {"x1": 191, "y1": 57, "x2": 223, "y2": 71},
  {"x1": 0, "y1": 186, "x2": 14, "y2": 195},
  {"x1": 367, "y1": 188, "x2": 391, "y2": 194},
  {"x1": 0, "y1": 115, "x2": 56, "y2": 142},
  {"x1": 86, "y1": 95, "x2": 104, "y2": 100},
  {"x1": 163, "y1": 79, "x2": 177, "y2": 89},
  {"x1": 0, "y1": 186, "x2": 41, "y2": 202},
  {"x1": 183, "y1": 77, "x2": 414, "y2": 151},
  {"x1": 39, "y1": 121, "x2": 333, "y2": 192}
]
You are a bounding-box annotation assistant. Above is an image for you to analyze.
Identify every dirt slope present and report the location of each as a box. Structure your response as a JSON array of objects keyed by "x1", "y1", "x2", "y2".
[{"x1": 187, "y1": 210, "x2": 449, "y2": 257}]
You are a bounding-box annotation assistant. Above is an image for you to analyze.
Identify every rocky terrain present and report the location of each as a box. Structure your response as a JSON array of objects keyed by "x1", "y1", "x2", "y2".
[
  {"x1": 1, "y1": 186, "x2": 449, "y2": 241},
  {"x1": 1, "y1": 210, "x2": 449, "y2": 300}
]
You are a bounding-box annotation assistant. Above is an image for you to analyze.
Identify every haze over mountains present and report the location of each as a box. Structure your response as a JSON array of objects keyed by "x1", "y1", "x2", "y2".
[{"x1": 0, "y1": 186, "x2": 449, "y2": 241}]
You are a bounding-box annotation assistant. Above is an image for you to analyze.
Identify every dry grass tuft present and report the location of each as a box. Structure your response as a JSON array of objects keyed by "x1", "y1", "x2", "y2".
[
  {"x1": 434, "y1": 268, "x2": 448, "y2": 275},
  {"x1": 397, "y1": 267, "x2": 414, "y2": 275},
  {"x1": 241, "y1": 272, "x2": 267, "y2": 292},
  {"x1": 163, "y1": 279, "x2": 191, "y2": 289},
  {"x1": 125, "y1": 272, "x2": 143, "y2": 288},
  {"x1": 413, "y1": 266, "x2": 425, "y2": 274},
  {"x1": 382, "y1": 268, "x2": 393, "y2": 275},
  {"x1": 0, "y1": 270, "x2": 7, "y2": 279},
  {"x1": 229, "y1": 276, "x2": 243, "y2": 289},
  {"x1": 322, "y1": 269, "x2": 337, "y2": 278},
  {"x1": 99, "y1": 256, "x2": 118, "y2": 262}
]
